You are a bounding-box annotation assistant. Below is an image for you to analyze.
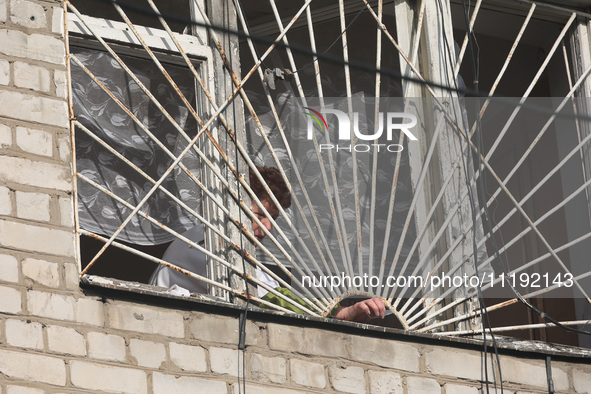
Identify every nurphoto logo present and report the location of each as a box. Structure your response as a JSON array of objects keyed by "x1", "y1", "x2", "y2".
[{"x1": 303, "y1": 107, "x2": 418, "y2": 153}]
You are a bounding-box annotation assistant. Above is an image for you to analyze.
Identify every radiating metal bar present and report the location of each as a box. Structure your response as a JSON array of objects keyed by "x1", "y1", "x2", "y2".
[
  {"x1": 375, "y1": 0, "x2": 425, "y2": 294},
  {"x1": 79, "y1": 229, "x2": 321, "y2": 315},
  {"x1": 484, "y1": 13, "x2": 576, "y2": 161},
  {"x1": 367, "y1": 0, "x2": 384, "y2": 287},
  {"x1": 453, "y1": 0, "x2": 482, "y2": 78},
  {"x1": 77, "y1": 171, "x2": 325, "y2": 311},
  {"x1": 237, "y1": 0, "x2": 343, "y2": 284},
  {"x1": 194, "y1": 1, "x2": 338, "y2": 300},
  {"x1": 470, "y1": 4, "x2": 535, "y2": 136}
]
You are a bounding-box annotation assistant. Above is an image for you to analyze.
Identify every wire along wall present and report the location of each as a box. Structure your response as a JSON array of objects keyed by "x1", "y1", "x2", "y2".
[{"x1": 67, "y1": 0, "x2": 591, "y2": 346}]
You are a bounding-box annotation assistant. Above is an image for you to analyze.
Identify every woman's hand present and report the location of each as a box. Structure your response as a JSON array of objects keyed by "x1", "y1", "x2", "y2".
[{"x1": 334, "y1": 298, "x2": 386, "y2": 323}]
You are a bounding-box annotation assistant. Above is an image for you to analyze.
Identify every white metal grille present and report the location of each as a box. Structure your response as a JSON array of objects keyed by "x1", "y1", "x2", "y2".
[{"x1": 68, "y1": 0, "x2": 591, "y2": 345}]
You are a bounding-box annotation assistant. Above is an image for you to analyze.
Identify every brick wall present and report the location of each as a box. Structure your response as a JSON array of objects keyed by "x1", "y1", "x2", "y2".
[{"x1": 0, "y1": 0, "x2": 590, "y2": 393}]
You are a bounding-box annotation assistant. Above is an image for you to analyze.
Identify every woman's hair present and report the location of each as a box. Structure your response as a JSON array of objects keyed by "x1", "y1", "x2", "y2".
[{"x1": 249, "y1": 166, "x2": 292, "y2": 218}]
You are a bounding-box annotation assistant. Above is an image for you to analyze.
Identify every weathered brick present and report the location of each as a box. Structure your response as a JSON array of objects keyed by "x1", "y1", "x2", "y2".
[
  {"x1": 0, "y1": 285, "x2": 22, "y2": 313},
  {"x1": 51, "y1": 6, "x2": 64, "y2": 36},
  {"x1": 267, "y1": 324, "x2": 348, "y2": 358},
  {"x1": 407, "y1": 376, "x2": 440, "y2": 394},
  {"x1": 499, "y1": 356, "x2": 557, "y2": 389},
  {"x1": 129, "y1": 338, "x2": 165, "y2": 368},
  {"x1": 368, "y1": 370, "x2": 403, "y2": 394},
  {"x1": 209, "y1": 346, "x2": 242, "y2": 377},
  {"x1": 169, "y1": 342, "x2": 207, "y2": 372},
  {"x1": 0, "y1": 29, "x2": 65, "y2": 65},
  {"x1": 0, "y1": 348, "x2": 66, "y2": 386},
  {"x1": 189, "y1": 312, "x2": 262, "y2": 346},
  {"x1": 10, "y1": 0, "x2": 47, "y2": 29},
  {"x1": 57, "y1": 195, "x2": 73, "y2": 227},
  {"x1": 6, "y1": 386, "x2": 45, "y2": 394},
  {"x1": 46, "y1": 325, "x2": 86, "y2": 356},
  {"x1": 87, "y1": 331, "x2": 126, "y2": 362},
  {"x1": 16, "y1": 126, "x2": 53, "y2": 157},
  {"x1": 0, "y1": 253, "x2": 18, "y2": 282},
  {"x1": 0, "y1": 219, "x2": 74, "y2": 257},
  {"x1": 0, "y1": 186, "x2": 12, "y2": 215},
  {"x1": 350, "y1": 336, "x2": 419, "y2": 372},
  {"x1": 5, "y1": 319, "x2": 43, "y2": 349},
  {"x1": 14, "y1": 62, "x2": 50, "y2": 93},
  {"x1": 63, "y1": 262, "x2": 79, "y2": 290},
  {"x1": 54, "y1": 69, "x2": 67, "y2": 99},
  {"x1": 57, "y1": 132, "x2": 69, "y2": 162},
  {"x1": 0, "y1": 91, "x2": 68, "y2": 128},
  {"x1": 290, "y1": 359, "x2": 326, "y2": 389},
  {"x1": 108, "y1": 302, "x2": 184, "y2": 337},
  {"x1": 0, "y1": 0, "x2": 6, "y2": 22},
  {"x1": 573, "y1": 366, "x2": 591, "y2": 393},
  {"x1": 152, "y1": 373, "x2": 227, "y2": 394},
  {"x1": 425, "y1": 347, "x2": 491, "y2": 381},
  {"x1": 0, "y1": 156, "x2": 70, "y2": 192},
  {"x1": 27, "y1": 290, "x2": 75, "y2": 320},
  {"x1": 330, "y1": 365, "x2": 365, "y2": 394},
  {"x1": 0, "y1": 59, "x2": 8, "y2": 85},
  {"x1": 70, "y1": 360, "x2": 147, "y2": 394},
  {"x1": 444, "y1": 384, "x2": 479, "y2": 394},
  {"x1": 231, "y1": 383, "x2": 307, "y2": 394},
  {"x1": 15, "y1": 191, "x2": 51, "y2": 222},
  {"x1": 250, "y1": 353, "x2": 286, "y2": 384},
  {"x1": 22, "y1": 257, "x2": 59, "y2": 287},
  {"x1": 76, "y1": 297, "x2": 105, "y2": 326}
]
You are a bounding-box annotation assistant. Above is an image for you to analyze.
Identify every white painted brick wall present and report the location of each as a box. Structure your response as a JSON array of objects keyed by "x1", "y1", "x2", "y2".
[
  {"x1": 27, "y1": 290, "x2": 75, "y2": 320},
  {"x1": 250, "y1": 353, "x2": 286, "y2": 384},
  {"x1": 51, "y1": 6, "x2": 63, "y2": 37},
  {"x1": 87, "y1": 331, "x2": 126, "y2": 362},
  {"x1": 0, "y1": 253, "x2": 19, "y2": 282},
  {"x1": 290, "y1": 359, "x2": 326, "y2": 389},
  {"x1": 0, "y1": 59, "x2": 9, "y2": 85},
  {"x1": 0, "y1": 348, "x2": 66, "y2": 386},
  {"x1": 209, "y1": 346, "x2": 241, "y2": 376},
  {"x1": 152, "y1": 373, "x2": 227, "y2": 394},
  {"x1": 53, "y1": 69, "x2": 67, "y2": 98},
  {"x1": 10, "y1": 0, "x2": 47, "y2": 29},
  {"x1": 444, "y1": 383, "x2": 479, "y2": 394},
  {"x1": 0, "y1": 29, "x2": 65, "y2": 65},
  {"x1": 63, "y1": 262, "x2": 79, "y2": 290},
  {"x1": 573, "y1": 367, "x2": 591, "y2": 393},
  {"x1": 406, "y1": 376, "x2": 441, "y2": 394},
  {"x1": 0, "y1": 185, "x2": 13, "y2": 215},
  {"x1": 330, "y1": 365, "x2": 366, "y2": 394},
  {"x1": 0, "y1": 0, "x2": 6, "y2": 22},
  {"x1": 70, "y1": 360, "x2": 147, "y2": 394},
  {"x1": 56, "y1": 132, "x2": 70, "y2": 162},
  {"x1": 0, "y1": 219, "x2": 74, "y2": 257},
  {"x1": 267, "y1": 324, "x2": 348, "y2": 358},
  {"x1": 14, "y1": 62, "x2": 51, "y2": 93},
  {"x1": 189, "y1": 313, "x2": 262, "y2": 346},
  {"x1": 107, "y1": 302, "x2": 184, "y2": 337},
  {"x1": 0, "y1": 285, "x2": 22, "y2": 313},
  {"x1": 75, "y1": 297, "x2": 104, "y2": 326},
  {"x1": 350, "y1": 335, "x2": 420, "y2": 372},
  {"x1": 129, "y1": 338, "x2": 166, "y2": 368},
  {"x1": 6, "y1": 386, "x2": 45, "y2": 394},
  {"x1": 22, "y1": 257, "x2": 59, "y2": 287},
  {"x1": 0, "y1": 90, "x2": 68, "y2": 128},
  {"x1": 425, "y1": 346, "x2": 491, "y2": 381},
  {"x1": 16, "y1": 126, "x2": 53, "y2": 157},
  {"x1": 46, "y1": 325, "x2": 86, "y2": 356},
  {"x1": 0, "y1": 156, "x2": 71, "y2": 192},
  {"x1": 15, "y1": 191, "x2": 51, "y2": 222},
  {"x1": 169, "y1": 342, "x2": 207, "y2": 372},
  {"x1": 5, "y1": 319, "x2": 43, "y2": 350},
  {"x1": 368, "y1": 370, "x2": 403, "y2": 394},
  {"x1": 57, "y1": 195, "x2": 73, "y2": 227}
]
